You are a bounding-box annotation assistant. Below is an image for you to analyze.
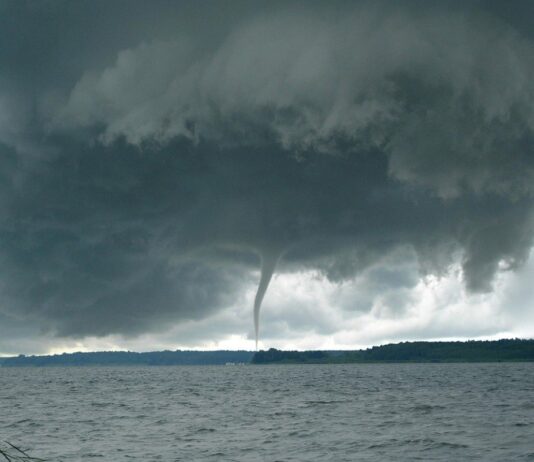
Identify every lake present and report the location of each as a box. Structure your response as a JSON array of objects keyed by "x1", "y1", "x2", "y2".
[{"x1": 1, "y1": 363, "x2": 533, "y2": 461}]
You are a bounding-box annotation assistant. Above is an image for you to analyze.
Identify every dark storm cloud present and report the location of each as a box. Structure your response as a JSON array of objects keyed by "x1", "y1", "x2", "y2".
[{"x1": 1, "y1": 0, "x2": 534, "y2": 341}]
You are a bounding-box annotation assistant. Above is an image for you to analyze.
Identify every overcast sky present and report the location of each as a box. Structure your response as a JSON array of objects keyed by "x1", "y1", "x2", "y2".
[{"x1": 1, "y1": 0, "x2": 534, "y2": 355}]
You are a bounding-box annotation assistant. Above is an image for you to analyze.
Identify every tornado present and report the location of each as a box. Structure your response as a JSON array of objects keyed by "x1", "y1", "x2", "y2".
[{"x1": 253, "y1": 252, "x2": 279, "y2": 350}]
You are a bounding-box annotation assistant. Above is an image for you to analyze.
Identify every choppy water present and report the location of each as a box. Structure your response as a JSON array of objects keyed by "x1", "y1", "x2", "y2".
[{"x1": 1, "y1": 363, "x2": 533, "y2": 461}]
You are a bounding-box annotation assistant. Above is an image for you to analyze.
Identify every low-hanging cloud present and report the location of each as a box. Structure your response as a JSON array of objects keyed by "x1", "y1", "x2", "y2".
[
  {"x1": 55, "y1": 3, "x2": 534, "y2": 199},
  {"x1": 1, "y1": 0, "x2": 534, "y2": 347}
]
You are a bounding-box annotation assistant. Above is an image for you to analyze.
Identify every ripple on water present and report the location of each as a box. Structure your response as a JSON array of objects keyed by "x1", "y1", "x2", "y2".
[{"x1": 0, "y1": 363, "x2": 533, "y2": 461}]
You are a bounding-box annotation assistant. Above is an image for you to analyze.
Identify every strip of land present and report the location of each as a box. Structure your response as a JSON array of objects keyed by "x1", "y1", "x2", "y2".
[
  {"x1": 252, "y1": 339, "x2": 534, "y2": 364},
  {"x1": 1, "y1": 350, "x2": 254, "y2": 367},
  {"x1": 1, "y1": 339, "x2": 533, "y2": 366}
]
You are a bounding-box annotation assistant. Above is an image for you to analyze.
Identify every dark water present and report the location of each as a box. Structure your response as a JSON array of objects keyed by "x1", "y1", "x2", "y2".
[{"x1": 1, "y1": 363, "x2": 533, "y2": 461}]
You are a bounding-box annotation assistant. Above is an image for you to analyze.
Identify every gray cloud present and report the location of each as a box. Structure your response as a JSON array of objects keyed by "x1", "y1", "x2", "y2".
[
  {"x1": 0, "y1": 0, "x2": 534, "y2": 349},
  {"x1": 52, "y1": 2, "x2": 534, "y2": 199}
]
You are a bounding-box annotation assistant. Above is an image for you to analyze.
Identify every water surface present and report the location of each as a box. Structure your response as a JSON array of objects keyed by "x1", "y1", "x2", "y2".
[{"x1": 1, "y1": 363, "x2": 533, "y2": 461}]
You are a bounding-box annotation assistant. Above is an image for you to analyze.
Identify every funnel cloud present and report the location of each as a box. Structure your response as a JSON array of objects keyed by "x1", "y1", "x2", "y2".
[
  {"x1": 1, "y1": 0, "x2": 534, "y2": 353},
  {"x1": 254, "y1": 252, "x2": 280, "y2": 348}
]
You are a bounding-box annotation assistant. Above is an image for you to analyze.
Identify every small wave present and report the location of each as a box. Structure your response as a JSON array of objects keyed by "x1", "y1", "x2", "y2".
[
  {"x1": 401, "y1": 438, "x2": 470, "y2": 450},
  {"x1": 409, "y1": 404, "x2": 446, "y2": 413},
  {"x1": 195, "y1": 427, "x2": 216, "y2": 433},
  {"x1": 304, "y1": 400, "x2": 346, "y2": 406}
]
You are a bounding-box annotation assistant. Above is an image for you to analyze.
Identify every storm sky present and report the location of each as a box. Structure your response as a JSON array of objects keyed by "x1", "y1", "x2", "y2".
[{"x1": 2, "y1": 0, "x2": 534, "y2": 355}]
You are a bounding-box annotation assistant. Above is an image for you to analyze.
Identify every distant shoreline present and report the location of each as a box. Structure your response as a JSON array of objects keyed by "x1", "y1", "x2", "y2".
[
  {"x1": 0, "y1": 350, "x2": 255, "y2": 367},
  {"x1": 1, "y1": 339, "x2": 533, "y2": 367},
  {"x1": 252, "y1": 339, "x2": 534, "y2": 365}
]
